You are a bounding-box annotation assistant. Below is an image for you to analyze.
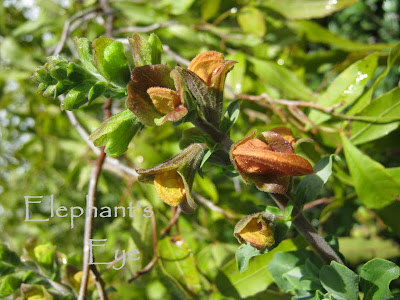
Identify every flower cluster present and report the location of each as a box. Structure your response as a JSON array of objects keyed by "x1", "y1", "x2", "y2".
[{"x1": 126, "y1": 50, "x2": 236, "y2": 127}]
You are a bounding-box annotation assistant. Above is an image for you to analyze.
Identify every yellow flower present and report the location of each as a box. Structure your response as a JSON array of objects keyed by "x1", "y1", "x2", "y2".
[
  {"x1": 234, "y1": 212, "x2": 276, "y2": 250},
  {"x1": 137, "y1": 143, "x2": 207, "y2": 213},
  {"x1": 154, "y1": 169, "x2": 186, "y2": 206}
]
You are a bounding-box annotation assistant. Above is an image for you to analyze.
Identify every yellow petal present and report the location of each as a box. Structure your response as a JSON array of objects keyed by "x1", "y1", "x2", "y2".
[
  {"x1": 188, "y1": 51, "x2": 224, "y2": 85},
  {"x1": 239, "y1": 218, "x2": 274, "y2": 250},
  {"x1": 154, "y1": 169, "x2": 186, "y2": 206},
  {"x1": 147, "y1": 87, "x2": 181, "y2": 115}
]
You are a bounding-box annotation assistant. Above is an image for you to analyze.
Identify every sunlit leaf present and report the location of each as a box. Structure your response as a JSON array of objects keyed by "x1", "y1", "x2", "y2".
[
  {"x1": 341, "y1": 133, "x2": 400, "y2": 209},
  {"x1": 237, "y1": 6, "x2": 266, "y2": 38},
  {"x1": 309, "y1": 53, "x2": 379, "y2": 124},
  {"x1": 249, "y1": 57, "x2": 314, "y2": 101},
  {"x1": 350, "y1": 87, "x2": 400, "y2": 145},
  {"x1": 262, "y1": 0, "x2": 358, "y2": 20}
]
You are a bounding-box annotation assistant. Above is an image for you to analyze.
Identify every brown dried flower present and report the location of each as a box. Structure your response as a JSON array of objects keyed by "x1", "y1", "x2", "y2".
[{"x1": 230, "y1": 127, "x2": 313, "y2": 194}]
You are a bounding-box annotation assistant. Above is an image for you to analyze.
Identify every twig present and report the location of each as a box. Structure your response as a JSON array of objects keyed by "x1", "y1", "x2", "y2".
[
  {"x1": 303, "y1": 198, "x2": 332, "y2": 211},
  {"x1": 114, "y1": 21, "x2": 178, "y2": 34},
  {"x1": 99, "y1": 0, "x2": 113, "y2": 37},
  {"x1": 238, "y1": 93, "x2": 344, "y2": 114},
  {"x1": 78, "y1": 148, "x2": 107, "y2": 300},
  {"x1": 162, "y1": 44, "x2": 190, "y2": 66},
  {"x1": 239, "y1": 93, "x2": 400, "y2": 123},
  {"x1": 128, "y1": 214, "x2": 158, "y2": 283},
  {"x1": 89, "y1": 265, "x2": 108, "y2": 300},
  {"x1": 52, "y1": 6, "x2": 101, "y2": 56},
  {"x1": 193, "y1": 193, "x2": 237, "y2": 220},
  {"x1": 160, "y1": 207, "x2": 181, "y2": 236},
  {"x1": 78, "y1": 99, "x2": 112, "y2": 300},
  {"x1": 212, "y1": 7, "x2": 238, "y2": 26}
]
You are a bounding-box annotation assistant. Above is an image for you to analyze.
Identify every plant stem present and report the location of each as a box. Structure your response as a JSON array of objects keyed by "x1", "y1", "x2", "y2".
[
  {"x1": 78, "y1": 148, "x2": 107, "y2": 300},
  {"x1": 193, "y1": 117, "x2": 344, "y2": 265},
  {"x1": 192, "y1": 117, "x2": 233, "y2": 152},
  {"x1": 270, "y1": 193, "x2": 343, "y2": 264}
]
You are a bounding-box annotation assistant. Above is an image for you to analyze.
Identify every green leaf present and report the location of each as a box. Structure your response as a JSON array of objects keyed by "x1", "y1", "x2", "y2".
[
  {"x1": 217, "y1": 238, "x2": 304, "y2": 298},
  {"x1": 160, "y1": 0, "x2": 195, "y2": 15},
  {"x1": 320, "y1": 262, "x2": 359, "y2": 300},
  {"x1": 196, "y1": 243, "x2": 237, "y2": 280},
  {"x1": 89, "y1": 110, "x2": 143, "y2": 157},
  {"x1": 110, "y1": 1, "x2": 167, "y2": 24},
  {"x1": 128, "y1": 33, "x2": 163, "y2": 67},
  {"x1": 92, "y1": 37, "x2": 130, "y2": 88},
  {"x1": 262, "y1": 0, "x2": 358, "y2": 19},
  {"x1": 201, "y1": 0, "x2": 221, "y2": 21},
  {"x1": 148, "y1": 33, "x2": 163, "y2": 65},
  {"x1": 236, "y1": 244, "x2": 264, "y2": 273},
  {"x1": 33, "y1": 242, "x2": 55, "y2": 266},
  {"x1": 288, "y1": 20, "x2": 394, "y2": 52},
  {"x1": 73, "y1": 37, "x2": 99, "y2": 75},
  {"x1": 249, "y1": 57, "x2": 314, "y2": 101},
  {"x1": 88, "y1": 81, "x2": 108, "y2": 103},
  {"x1": 237, "y1": 7, "x2": 266, "y2": 38},
  {"x1": 268, "y1": 249, "x2": 323, "y2": 294},
  {"x1": 0, "y1": 274, "x2": 22, "y2": 297},
  {"x1": 309, "y1": 53, "x2": 379, "y2": 124},
  {"x1": 194, "y1": 175, "x2": 218, "y2": 202},
  {"x1": 61, "y1": 80, "x2": 96, "y2": 110},
  {"x1": 348, "y1": 42, "x2": 400, "y2": 115},
  {"x1": 0, "y1": 244, "x2": 21, "y2": 267},
  {"x1": 350, "y1": 87, "x2": 400, "y2": 145},
  {"x1": 158, "y1": 236, "x2": 201, "y2": 294},
  {"x1": 225, "y1": 52, "x2": 246, "y2": 94},
  {"x1": 338, "y1": 237, "x2": 400, "y2": 265},
  {"x1": 220, "y1": 99, "x2": 241, "y2": 133},
  {"x1": 295, "y1": 155, "x2": 340, "y2": 206},
  {"x1": 156, "y1": 264, "x2": 194, "y2": 300},
  {"x1": 360, "y1": 258, "x2": 400, "y2": 300},
  {"x1": 341, "y1": 133, "x2": 400, "y2": 209},
  {"x1": 21, "y1": 284, "x2": 53, "y2": 300},
  {"x1": 388, "y1": 167, "x2": 400, "y2": 181}
]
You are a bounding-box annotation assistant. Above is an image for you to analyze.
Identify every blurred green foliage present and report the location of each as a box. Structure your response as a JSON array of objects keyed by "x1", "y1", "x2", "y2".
[{"x1": 1, "y1": 0, "x2": 399, "y2": 299}]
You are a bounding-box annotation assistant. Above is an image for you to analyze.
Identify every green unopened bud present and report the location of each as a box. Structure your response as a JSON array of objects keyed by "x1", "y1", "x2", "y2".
[
  {"x1": 32, "y1": 66, "x2": 54, "y2": 84},
  {"x1": 234, "y1": 212, "x2": 276, "y2": 250},
  {"x1": 42, "y1": 84, "x2": 57, "y2": 98},
  {"x1": 61, "y1": 80, "x2": 96, "y2": 110},
  {"x1": 128, "y1": 33, "x2": 162, "y2": 67},
  {"x1": 67, "y1": 62, "x2": 89, "y2": 82},
  {"x1": 88, "y1": 81, "x2": 108, "y2": 103},
  {"x1": 45, "y1": 56, "x2": 68, "y2": 81}
]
